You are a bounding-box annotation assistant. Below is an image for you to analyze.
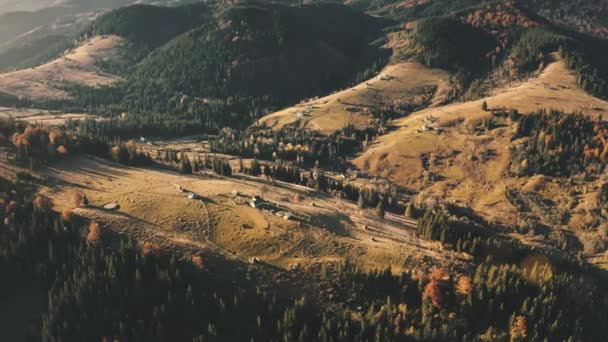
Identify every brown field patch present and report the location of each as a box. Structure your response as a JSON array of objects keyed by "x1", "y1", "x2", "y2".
[
  {"x1": 258, "y1": 61, "x2": 450, "y2": 133},
  {"x1": 0, "y1": 35, "x2": 124, "y2": 101}
]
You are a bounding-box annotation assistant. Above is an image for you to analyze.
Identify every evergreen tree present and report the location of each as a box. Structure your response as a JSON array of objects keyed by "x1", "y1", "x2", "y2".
[{"x1": 376, "y1": 201, "x2": 385, "y2": 220}]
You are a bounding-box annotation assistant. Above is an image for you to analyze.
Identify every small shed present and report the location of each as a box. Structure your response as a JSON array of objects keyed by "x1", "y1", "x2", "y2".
[
  {"x1": 103, "y1": 202, "x2": 120, "y2": 210},
  {"x1": 188, "y1": 192, "x2": 201, "y2": 200}
]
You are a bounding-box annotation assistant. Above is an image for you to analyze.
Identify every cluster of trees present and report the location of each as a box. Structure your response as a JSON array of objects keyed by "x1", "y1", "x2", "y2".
[
  {"x1": 5, "y1": 122, "x2": 157, "y2": 169},
  {"x1": 242, "y1": 159, "x2": 407, "y2": 214},
  {"x1": 481, "y1": 13, "x2": 608, "y2": 99},
  {"x1": 69, "y1": 113, "x2": 220, "y2": 139},
  {"x1": 510, "y1": 109, "x2": 608, "y2": 177},
  {"x1": 9, "y1": 125, "x2": 72, "y2": 168},
  {"x1": 175, "y1": 153, "x2": 233, "y2": 177},
  {"x1": 322, "y1": 257, "x2": 606, "y2": 341},
  {"x1": 521, "y1": 0, "x2": 608, "y2": 39},
  {"x1": 560, "y1": 40, "x2": 608, "y2": 99},
  {"x1": 464, "y1": 3, "x2": 537, "y2": 30},
  {"x1": 211, "y1": 124, "x2": 382, "y2": 170},
  {"x1": 510, "y1": 27, "x2": 569, "y2": 75},
  {"x1": 80, "y1": 3, "x2": 211, "y2": 74},
  {"x1": 386, "y1": 0, "x2": 483, "y2": 22},
  {"x1": 108, "y1": 140, "x2": 154, "y2": 166},
  {"x1": 417, "y1": 210, "x2": 451, "y2": 242},
  {"x1": 411, "y1": 16, "x2": 494, "y2": 73}
]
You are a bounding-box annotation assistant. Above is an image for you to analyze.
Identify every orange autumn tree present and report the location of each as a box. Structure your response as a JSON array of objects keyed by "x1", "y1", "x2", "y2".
[
  {"x1": 56, "y1": 145, "x2": 69, "y2": 156},
  {"x1": 192, "y1": 255, "x2": 204, "y2": 270},
  {"x1": 87, "y1": 221, "x2": 102, "y2": 244},
  {"x1": 510, "y1": 315, "x2": 528, "y2": 339},
  {"x1": 143, "y1": 242, "x2": 161, "y2": 256},
  {"x1": 423, "y1": 268, "x2": 446, "y2": 308},
  {"x1": 10, "y1": 125, "x2": 75, "y2": 166}
]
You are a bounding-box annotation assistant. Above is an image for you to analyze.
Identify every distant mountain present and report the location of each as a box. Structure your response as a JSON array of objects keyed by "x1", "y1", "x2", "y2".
[
  {"x1": 0, "y1": 0, "x2": 66, "y2": 15},
  {"x1": 358, "y1": 0, "x2": 608, "y2": 39},
  {"x1": 82, "y1": 3, "x2": 211, "y2": 52},
  {"x1": 0, "y1": 0, "x2": 202, "y2": 71}
]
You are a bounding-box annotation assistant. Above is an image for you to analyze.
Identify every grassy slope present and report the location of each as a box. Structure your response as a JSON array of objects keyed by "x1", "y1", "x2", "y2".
[
  {"x1": 352, "y1": 53, "x2": 608, "y2": 249},
  {"x1": 0, "y1": 35, "x2": 125, "y2": 100},
  {"x1": 258, "y1": 60, "x2": 450, "y2": 133}
]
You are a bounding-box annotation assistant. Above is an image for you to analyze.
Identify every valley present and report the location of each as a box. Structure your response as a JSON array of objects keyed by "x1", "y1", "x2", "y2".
[{"x1": 1, "y1": 0, "x2": 607, "y2": 341}]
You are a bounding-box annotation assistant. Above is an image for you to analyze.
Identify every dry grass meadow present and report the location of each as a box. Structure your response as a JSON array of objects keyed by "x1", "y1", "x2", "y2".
[{"x1": 0, "y1": 35, "x2": 124, "y2": 101}]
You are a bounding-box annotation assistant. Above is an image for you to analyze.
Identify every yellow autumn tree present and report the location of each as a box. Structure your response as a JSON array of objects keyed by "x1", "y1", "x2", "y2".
[{"x1": 510, "y1": 315, "x2": 527, "y2": 340}]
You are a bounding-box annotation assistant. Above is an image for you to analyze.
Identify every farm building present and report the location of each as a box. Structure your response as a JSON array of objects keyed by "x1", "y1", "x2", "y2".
[
  {"x1": 250, "y1": 196, "x2": 263, "y2": 208},
  {"x1": 188, "y1": 192, "x2": 201, "y2": 200}
]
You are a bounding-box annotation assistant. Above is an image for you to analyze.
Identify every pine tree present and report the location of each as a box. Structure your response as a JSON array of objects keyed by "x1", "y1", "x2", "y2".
[
  {"x1": 357, "y1": 192, "x2": 365, "y2": 209},
  {"x1": 405, "y1": 202, "x2": 415, "y2": 218},
  {"x1": 376, "y1": 201, "x2": 385, "y2": 220},
  {"x1": 179, "y1": 156, "x2": 193, "y2": 174}
]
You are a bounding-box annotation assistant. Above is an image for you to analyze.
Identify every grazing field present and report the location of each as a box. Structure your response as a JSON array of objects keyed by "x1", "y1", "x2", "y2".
[
  {"x1": 354, "y1": 53, "x2": 608, "y2": 186},
  {"x1": 0, "y1": 107, "x2": 95, "y2": 125},
  {"x1": 258, "y1": 61, "x2": 451, "y2": 133},
  {"x1": 0, "y1": 35, "x2": 124, "y2": 100},
  {"x1": 410, "y1": 53, "x2": 608, "y2": 128},
  {"x1": 34, "y1": 155, "x2": 465, "y2": 273}
]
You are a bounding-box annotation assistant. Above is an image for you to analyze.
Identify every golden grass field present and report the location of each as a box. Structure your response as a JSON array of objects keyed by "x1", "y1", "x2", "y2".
[
  {"x1": 0, "y1": 107, "x2": 96, "y2": 125},
  {"x1": 31, "y1": 155, "x2": 464, "y2": 273},
  {"x1": 0, "y1": 35, "x2": 124, "y2": 100},
  {"x1": 258, "y1": 61, "x2": 451, "y2": 133}
]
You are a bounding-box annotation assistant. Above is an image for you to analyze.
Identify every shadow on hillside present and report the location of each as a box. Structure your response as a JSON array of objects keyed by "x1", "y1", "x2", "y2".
[{"x1": 308, "y1": 211, "x2": 353, "y2": 237}]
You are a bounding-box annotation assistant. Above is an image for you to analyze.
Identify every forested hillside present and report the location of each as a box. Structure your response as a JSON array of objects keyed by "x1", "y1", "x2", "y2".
[
  {"x1": 393, "y1": 1, "x2": 608, "y2": 100},
  {"x1": 81, "y1": 3, "x2": 211, "y2": 54},
  {"x1": 122, "y1": 2, "x2": 389, "y2": 116},
  {"x1": 54, "y1": 1, "x2": 389, "y2": 130},
  {"x1": 409, "y1": 16, "x2": 493, "y2": 72},
  {"x1": 0, "y1": 0, "x2": 203, "y2": 71}
]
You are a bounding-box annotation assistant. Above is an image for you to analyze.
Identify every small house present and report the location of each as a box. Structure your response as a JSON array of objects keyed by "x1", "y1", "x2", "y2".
[{"x1": 188, "y1": 192, "x2": 201, "y2": 200}]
